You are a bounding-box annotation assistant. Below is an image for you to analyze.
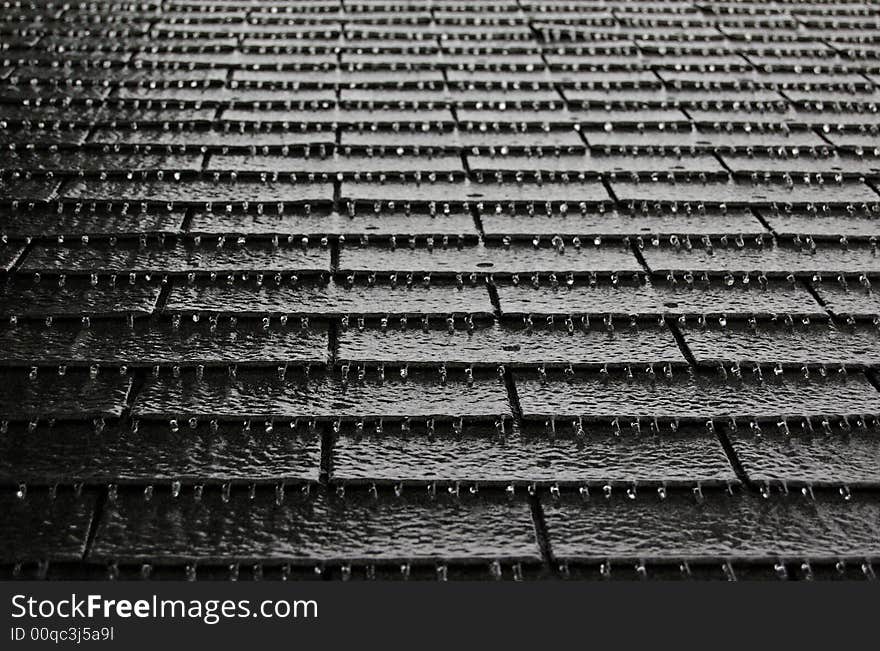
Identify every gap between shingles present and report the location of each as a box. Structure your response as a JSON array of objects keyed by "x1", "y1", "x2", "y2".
[
  {"x1": 665, "y1": 317, "x2": 753, "y2": 488},
  {"x1": 81, "y1": 487, "x2": 108, "y2": 561},
  {"x1": 529, "y1": 494, "x2": 558, "y2": 575}
]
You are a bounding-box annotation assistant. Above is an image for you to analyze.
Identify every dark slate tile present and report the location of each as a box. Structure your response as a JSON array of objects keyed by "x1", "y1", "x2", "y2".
[
  {"x1": 333, "y1": 427, "x2": 737, "y2": 486},
  {"x1": 187, "y1": 209, "x2": 479, "y2": 238},
  {"x1": 468, "y1": 152, "x2": 724, "y2": 175},
  {"x1": 340, "y1": 127, "x2": 462, "y2": 150},
  {"x1": 208, "y1": 153, "x2": 465, "y2": 175},
  {"x1": 90, "y1": 489, "x2": 540, "y2": 562},
  {"x1": 447, "y1": 88, "x2": 562, "y2": 105},
  {"x1": 457, "y1": 128, "x2": 586, "y2": 151},
  {"x1": 0, "y1": 322, "x2": 80, "y2": 364},
  {"x1": 812, "y1": 284, "x2": 880, "y2": 318},
  {"x1": 134, "y1": 52, "x2": 337, "y2": 68},
  {"x1": 342, "y1": 179, "x2": 610, "y2": 206},
  {"x1": 337, "y1": 323, "x2": 685, "y2": 366},
  {"x1": 0, "y1": 320, "x2": 329, "y2": 366},
  {"x1": 132, "y1": 368, "x2": 511, "y2": 422},
  {"x1": 662, "y1": 88, "x2": 788, "y2": 105},
  {"x1": 61, "y1": 179, "x2": 334, "y2": 205},
  {"x1": 570, "y1": 107, "x2": 691, "y2": 126},
  {"x1": 0, "y1": 125, "x2": 89, "y2": 147},
  {"x1": 545, "y1": 492, "x2": 880, "y2": 558},
  {"x1": 719, "y1": 152, "x2": 880, "y2": 177},
  {"x1": 340, "y1": 88, "x2": 448, "y2": 104},
  {"x1": 89, "y1": 106, "x2": 217, "y2": 124},
  {"x1": 0, "y1": 424, "x2": 321, "y2": 483},
  {"x1": 221, "y1": 107, "x2": 455, "y2": 125},
  {"x1": 20, "y1": 242, "x2": 330, "y2": 275},
  {"x1": 641, "y1": 241, "x2": 880, "y2": 277},
  {"x1": 12, "y1": 66, "x2": 227, "y2": 85},
  {"x1": 682, "y1": 321, "x2": 880, "y2": 368},
  {"x1": 612, "y1": 179, "x2": 880, "y2": 206},
  {"x1": 0, "y1": 104, "x2": 208, "y2": 124},
  {"x1": 1, "y1": 150, "x2": 204, "y2": 172},
  {"x1": 89, "y1": 127, "x2": 337, "y2": 149},
  {"x1": 0, "y1": 206, "x2": 185, "y2": 238},
  {"x1": 232, "y1": 68, "x2": 444, "y2": 85},
  {"x1": 785, "y1": 90, "x2": 880, "y2": 107},
  {"x1": 114, "y1": 86, "x2": 337, "y2": 104},
  {"x1": 166, "y1": 279, "x2": 494, "y2": 317},
  {"x1": 729, "y1": 429, "x2": 880, "y2": 487},
  {"x1": 549, "y1": 70, "x2": 663, "y2": 86},
  {"x1": 0, "y1": 369, "x2": 131, "y2": 420},
  {"x1": 759, "y1": 207, "x2": 880, "y2": 239},
  {"x1": 0, "y1": 278, "x2": 161, "y2": 318},
  {"x1": 584, "y1": 126, "x2": 826, "y2": 150},
  {"x1": 456, "y1": 107, "x2": 579, "y2": 126},
  {"x1": 824, "y1": 130, "x2": 880, "y2": 150},
  {"x1": 337, "y1": 243, "x2": 642, "y2": 275},
  {"x1": 0, "y1": 177, "x2": 60, "y2": 202},
  {"x1": 495, "y1": 279, "x2": 824, "y2": 317},
  {"x1": 481, "y1": 208, "x2": 766, "y2": 238},
  {"x1": 515, "y1": 368, "x2": 880, "y2": 422}
]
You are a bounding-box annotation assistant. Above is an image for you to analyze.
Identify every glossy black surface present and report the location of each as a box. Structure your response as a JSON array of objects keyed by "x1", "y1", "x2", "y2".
[{"x1": 2, "y1": 0, "x2": 880, "y2": 579}]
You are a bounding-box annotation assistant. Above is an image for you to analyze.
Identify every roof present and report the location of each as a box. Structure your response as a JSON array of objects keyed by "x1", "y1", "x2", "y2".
[{"x1": 1, "y1": 0, "x2": 879, "y2": 580}]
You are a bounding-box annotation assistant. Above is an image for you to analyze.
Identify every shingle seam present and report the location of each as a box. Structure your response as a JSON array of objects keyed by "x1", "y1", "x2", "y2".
[
  {"x1": 810, "y1": 125, "x2": 836, "y2": 146},
  {"x1": 734, "y1": 51, "x2": 759, "y2": 71},
  {"x1": 319, "y1": 425, "x2": 334, "y2": 484},
  {"x1": 599, "y1": 175, "x2": 619, "y2": 204},
  {"x1": 468, "y1": 202, "x2": 485, "y2": 237},
  {"x1": 459, "y1": 151, "x2": 472, "y2": 178},
  {"x1": 864, "y1": 178, "x2": 880, "y2": 201},
  {"x1": 628, "y1": 237, "x2": 652, "y2": 274},
  {"x1": 664, "y1": 317, "x2": 700, "y2": 368},
  {"x1": 552, "y1": 84, "x2": 568, "y2": 103},
  {"x1": 518, "y1": 1, "x2": 545, "y2": 46},
  {"x1": 501, "y1": 365, "x2": 523, "y2": 425},
  {"x1": 664, "y1": 317, "x2": 754, "y2": 488},
  {"x1": 152, "y1": 280, "x2": 174, "y2": 316},
  {"x1": 712, "y1": 151, "x2": 735, "y2": 176},
  {"x1": 748, "y1": 206, "x2": 776, "y2": 235},
  {"x1": 179, "y1": 206, "x2": 196, "y2": 232},
  {"x1": 799, "y1": 278, "x2": 833, "y2": 313},
  {"x1": 81, "y1": 486, "x2": 108, "y2": 562},
  {"x1": 528, "y1": 492, "x2": 557, "y2": 575}
]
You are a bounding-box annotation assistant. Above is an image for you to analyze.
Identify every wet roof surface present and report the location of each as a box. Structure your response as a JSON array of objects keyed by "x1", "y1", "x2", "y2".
[{"x1": 1, "y1": 0, "x2": 880, "y2": 581}]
